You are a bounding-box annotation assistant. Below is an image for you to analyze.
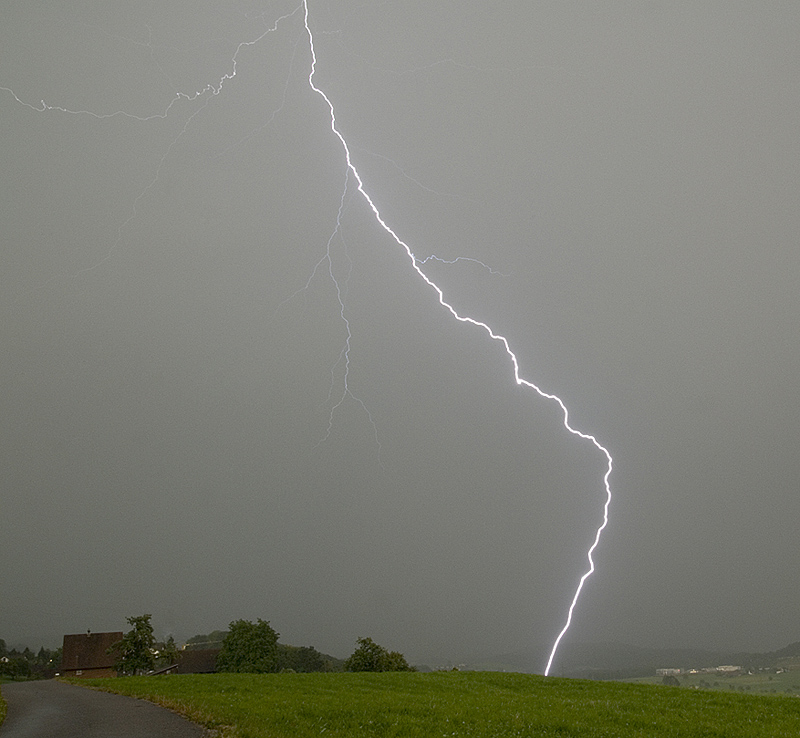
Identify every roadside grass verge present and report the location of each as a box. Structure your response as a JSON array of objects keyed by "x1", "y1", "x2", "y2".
[{"x1": 73, "y1": 670, "x2": 800, "y2": 737}]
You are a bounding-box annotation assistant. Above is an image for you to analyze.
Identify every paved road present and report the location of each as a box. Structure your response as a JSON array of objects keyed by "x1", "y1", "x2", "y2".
[{"x1": 0, "y1": 680, "x2": 206, "y2": 738}]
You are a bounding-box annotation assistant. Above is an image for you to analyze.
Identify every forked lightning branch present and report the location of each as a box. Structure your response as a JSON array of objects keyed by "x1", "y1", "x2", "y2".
[
  {"x1": 2, "y1": 1, "x2": 614, "y2": 675},
  {"x1": 299, "y1": 2, "x2": 612, "y2": 675}
]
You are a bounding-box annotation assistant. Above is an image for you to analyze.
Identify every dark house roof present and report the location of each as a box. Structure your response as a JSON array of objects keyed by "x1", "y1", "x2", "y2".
[
  {"x1": 62, "y1": 632, "x2": 123, "y2": 671},
  {"x1": 177, "y1": 648, "x2": 219, "y2": 674}
]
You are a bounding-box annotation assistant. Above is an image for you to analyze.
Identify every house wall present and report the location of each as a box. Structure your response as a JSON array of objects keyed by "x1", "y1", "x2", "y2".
[
  {"x1": 62, "y1": 632, "x2": 123, "y2": 676},
  {"x1": 63, "y1": 667, "x2": 117, "y2": 679}
]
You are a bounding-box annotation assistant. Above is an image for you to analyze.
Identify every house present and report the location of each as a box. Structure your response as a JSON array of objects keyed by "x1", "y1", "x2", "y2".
[
  {"x1": 656, "y1": 668, "x2": 682, "y2": 676},
  {"x1": 62, "y1": 631, "x2": 123, "y2": 678},
  {"x1": 130, "y1": 647, "x2": 220, "y2": 675},
  {"x1": 176, "y1": 648, "x2": 219, "y2": 674}
]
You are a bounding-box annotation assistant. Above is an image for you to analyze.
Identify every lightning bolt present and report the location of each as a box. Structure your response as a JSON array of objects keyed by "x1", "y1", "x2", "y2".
[
  {"x1": 1, "y1": 7, "x2": 301, "y2": 123},
  {"x1": 312, "y1": 173, "x2": 384, "y2": 458},
  {"x1": 3, "y1": 7, "x2": 302, "y2": 294},
  {"x1": 3, "y1": 2, "x2": 614, "y2": 675},
  {"x1": 301, "y1": 1, "x2": 613, "y2": 675}
]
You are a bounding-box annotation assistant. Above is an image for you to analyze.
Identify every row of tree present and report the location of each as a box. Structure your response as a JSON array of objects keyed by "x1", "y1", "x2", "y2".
[
  {"x1": 0, "y1": 638, "x2": 61, "y2": 680},
  {"x1": 110, "y1": 615, "x2": 414, "y2": 675},
  {"x1": 214, "y1": 620, "x2": 413, "y2": 673},
  {"x1": 2, "y1": 616, "x2": 415, "y2": 678}
]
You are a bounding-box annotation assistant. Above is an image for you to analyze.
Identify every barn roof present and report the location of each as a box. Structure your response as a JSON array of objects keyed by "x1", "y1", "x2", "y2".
[
  {"x1": 177, "y1": 648, "x2": 219, "y2": 674},
  {"x1": 62, "y1": 632, "x2": 123, "y2": 671}
]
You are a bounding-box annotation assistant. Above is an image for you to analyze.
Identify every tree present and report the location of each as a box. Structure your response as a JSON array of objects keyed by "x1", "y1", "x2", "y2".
[
  {"x1": 156, "y1": 636, "x2": 180, "y2": 667},
  {"x1": 109, "y1": 614, "x2": 156, "y2": 675},
  {"x1": 385, "y1": 649, "x2": 414, "y2": 672},
  {"x1": 216, "y1": 619, "x2": 279, "y2": 673},
  {"x1": 0, "y1": 657, "x2": 31, "y2": 679},
  {"x1": 277, "y1": 644, "x2": 327, "y2": 673},
  {"x1": 344, "y1": 637, "x2": 414, "y2": 672}
]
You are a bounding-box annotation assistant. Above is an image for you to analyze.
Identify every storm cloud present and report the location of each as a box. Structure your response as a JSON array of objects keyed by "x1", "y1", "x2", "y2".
[{"x1": 2, "y1": 2, "x2": 799, "y2": 671}]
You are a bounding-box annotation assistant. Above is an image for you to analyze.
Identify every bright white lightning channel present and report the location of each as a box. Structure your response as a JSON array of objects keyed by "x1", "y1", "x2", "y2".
[
  {"x1": 302, "y1": 1, "x2": 613, "y2": 676},
  {"x1": 3, "y1": 3, "x2": 611, "y2": 675}
]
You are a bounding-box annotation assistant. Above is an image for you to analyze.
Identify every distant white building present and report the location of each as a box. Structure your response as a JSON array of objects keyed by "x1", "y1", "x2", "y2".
[
  {"x1": 716, "y1": 665, "x2": 742, "y2": 674},
  {"x1": 656, "y1": 668, "x2": 682, "y2": 676}
]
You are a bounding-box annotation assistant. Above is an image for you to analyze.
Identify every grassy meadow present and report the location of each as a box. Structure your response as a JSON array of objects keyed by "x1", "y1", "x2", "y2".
[{"x1": 73, "y1": 670, "x2": 800, "y2": 738}]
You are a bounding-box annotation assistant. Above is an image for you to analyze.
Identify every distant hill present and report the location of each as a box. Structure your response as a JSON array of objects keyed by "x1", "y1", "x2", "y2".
[
  {"x1": 183, "y1": 630, "x2": 228, "y2": 651},
  {"x1": 454, "y1": 640, "x2": 800, "y2": 679},
  {"x1": 556, "y1": 642, "x2": 729, "y2": 679}
]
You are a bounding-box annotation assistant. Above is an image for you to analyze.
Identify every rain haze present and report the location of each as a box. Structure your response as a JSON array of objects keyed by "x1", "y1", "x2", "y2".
[{"x1": 2, "y1": 2, "x2": 799, "y2": 672}]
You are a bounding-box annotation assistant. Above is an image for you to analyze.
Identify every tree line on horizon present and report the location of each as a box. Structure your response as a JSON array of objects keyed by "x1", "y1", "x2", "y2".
[
  {"x1": 0, "y1": 638, "x2": 61, "y2": 680},
  {"x1": 1, "y1": 614, "x2": 414, "y2": 681},
  {"x1": 111, "y1": 614, "x2": 414, "y2": 676}
]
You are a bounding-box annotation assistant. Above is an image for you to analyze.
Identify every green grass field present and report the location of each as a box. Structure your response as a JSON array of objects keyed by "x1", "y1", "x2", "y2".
[{"x1": 73, "y1": 671, "x2": 800, "y2": 737}]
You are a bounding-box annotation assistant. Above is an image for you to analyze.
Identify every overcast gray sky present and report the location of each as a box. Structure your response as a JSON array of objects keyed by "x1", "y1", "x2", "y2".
[{"x1": 2, "y1": 2, "x2": 799, "y2": 672}]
